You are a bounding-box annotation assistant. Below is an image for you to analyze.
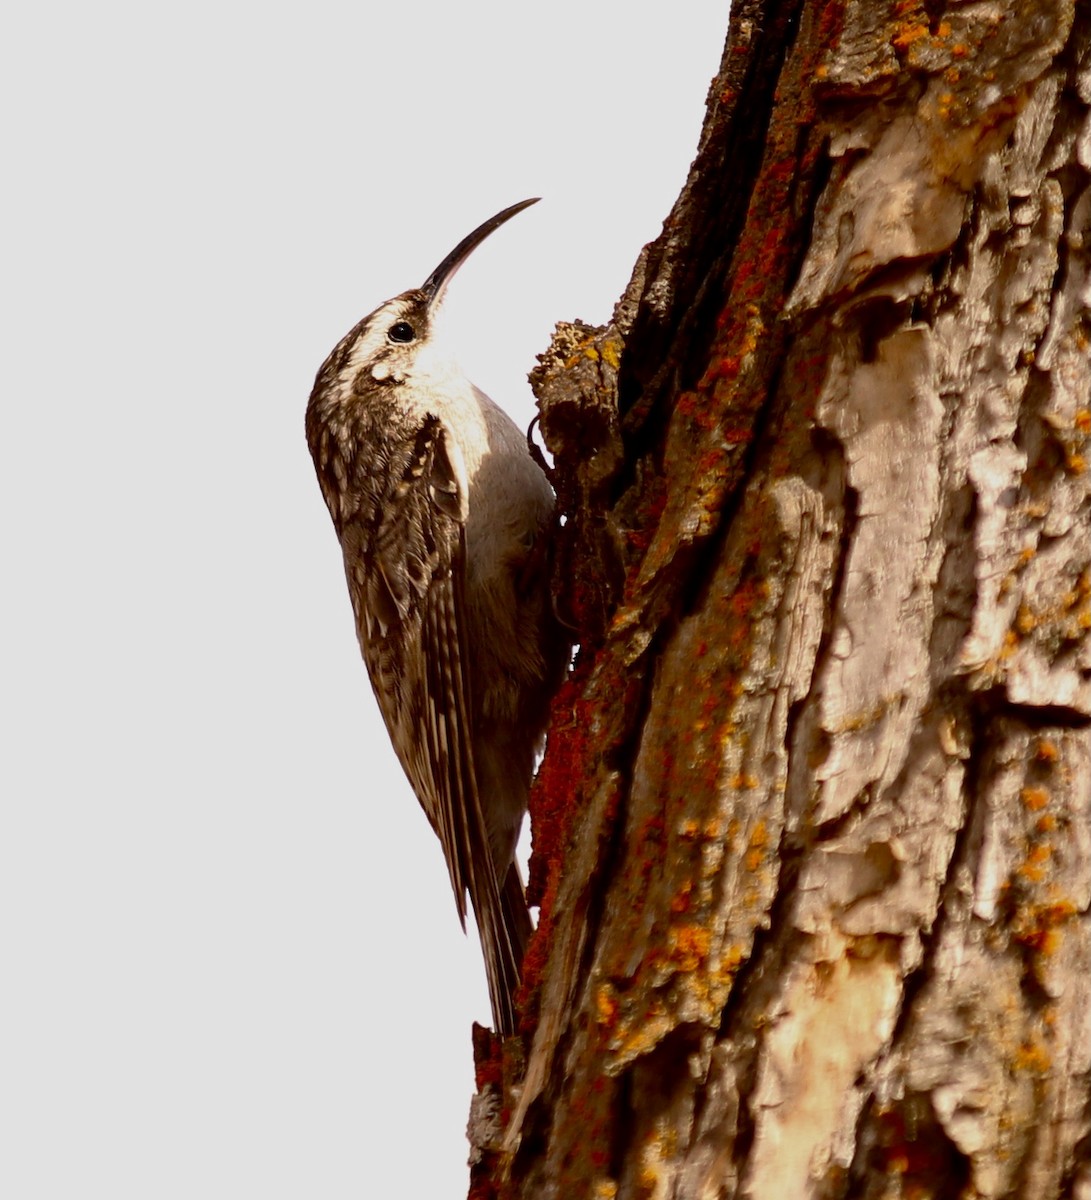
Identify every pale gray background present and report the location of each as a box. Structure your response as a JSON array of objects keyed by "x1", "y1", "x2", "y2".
[{"x1": 4, "y1": 3, "x2": 727, "y2": 1195}]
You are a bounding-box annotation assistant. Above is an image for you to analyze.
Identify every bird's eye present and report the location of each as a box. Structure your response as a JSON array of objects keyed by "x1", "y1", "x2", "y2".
[{"x1": 388, "y1": 321, "x2": 415, "y2": 344}]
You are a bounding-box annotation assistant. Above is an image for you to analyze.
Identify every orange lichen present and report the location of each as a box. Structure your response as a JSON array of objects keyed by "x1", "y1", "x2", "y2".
[
  {"x1": 595, "y1": 981, "x2": 620, "y2": 1028},
  {"x1": 1021, "y1": 786, "x2": 1049, "y2": 811},
  {"x1": 669, "y1": 924, "x2": 712, "y2": 970},
  {"x1": 744, "y1": 819, "x2": 770, "y2": 872},
  {"x1": 893, "y1": 23, "x2": 929, "y2": 51},
  {"x1": 639, "y1": 1162, "x2": 661, "y2": 1193},
  {"x1": 1014, "y1": 1037, "x2": 1052, "y2": 1073},
  {"x1": 716, "y1": 943, "x2": 747, "y2": 985},
  {"x1": 1014, "y1": 895, "x2": 1078, "y2": 960},
  {"x1": 1017, "y1": 843, "x2": 1052, "y2": 882},
  {"x1": 670, "y1": 880, "x2": 694, "y2": 914},
  {"x1": 1015, "y1": 604, "x2": 1038, "y2": 633}
]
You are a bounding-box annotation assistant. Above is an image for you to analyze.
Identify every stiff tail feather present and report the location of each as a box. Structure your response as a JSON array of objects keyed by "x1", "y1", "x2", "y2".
[{"x1": 479, "y1": 862, "x2": 533, "y2": 1036}]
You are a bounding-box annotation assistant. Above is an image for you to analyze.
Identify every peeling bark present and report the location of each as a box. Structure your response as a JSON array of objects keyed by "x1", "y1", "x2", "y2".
[{"x1": 469, "y1": 2, "x2": 1091, "y2": 1197}]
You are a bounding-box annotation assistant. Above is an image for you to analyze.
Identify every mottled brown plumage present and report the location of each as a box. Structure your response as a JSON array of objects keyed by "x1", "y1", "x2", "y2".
[{"x1": 305, "y1": 200, "x2": 565, "y2": 1034}]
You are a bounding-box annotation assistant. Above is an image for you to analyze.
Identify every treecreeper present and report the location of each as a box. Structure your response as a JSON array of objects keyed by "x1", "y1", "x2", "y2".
[{"x1": 305, "y1": 199, "x2": 567, "y2": 1035}]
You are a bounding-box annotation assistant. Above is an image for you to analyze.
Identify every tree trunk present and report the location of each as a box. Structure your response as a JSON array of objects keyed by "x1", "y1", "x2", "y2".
[{"x1": 470, "y1": 2, "x2": 1091, "y2": 1196}]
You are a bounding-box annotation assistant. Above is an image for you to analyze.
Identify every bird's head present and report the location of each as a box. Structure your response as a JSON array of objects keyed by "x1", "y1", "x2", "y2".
[{"x1": 316, "y1": 198, "x2": 540, "y2": 396}]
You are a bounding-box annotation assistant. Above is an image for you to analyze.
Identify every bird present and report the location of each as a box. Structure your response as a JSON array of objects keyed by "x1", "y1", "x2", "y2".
[{"x1": 305, "y1": 199, "x2": 566, "y2": 1036}]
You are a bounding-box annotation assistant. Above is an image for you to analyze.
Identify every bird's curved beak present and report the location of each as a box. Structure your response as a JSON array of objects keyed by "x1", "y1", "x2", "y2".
[{"x1": 421, "y1": 197, "x2": 540, "y2": 311}]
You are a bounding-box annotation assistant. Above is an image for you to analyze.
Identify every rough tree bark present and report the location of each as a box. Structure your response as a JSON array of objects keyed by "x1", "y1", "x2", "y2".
[{"x1": 470, "y1": 2, "x2": 1091, "y2": 1197}]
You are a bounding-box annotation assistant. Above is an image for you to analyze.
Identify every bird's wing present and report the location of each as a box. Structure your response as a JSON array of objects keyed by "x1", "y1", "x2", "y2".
[{"x1": 347, "y1": 413, "x2": 497, "y2": 934}]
